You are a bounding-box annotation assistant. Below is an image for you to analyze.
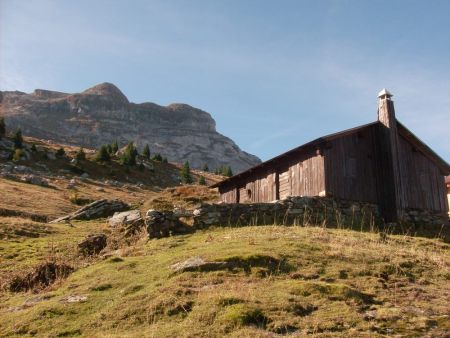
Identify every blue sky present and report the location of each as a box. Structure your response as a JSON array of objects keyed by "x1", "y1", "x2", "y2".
[{"x1": 1, "y1": 0, "x2": 449, "y2": 162}]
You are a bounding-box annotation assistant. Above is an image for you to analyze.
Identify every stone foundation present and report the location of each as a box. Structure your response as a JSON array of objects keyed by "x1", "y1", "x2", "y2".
[{"x1": 192, "y1": 196, "x2": 380, "y2": 230}]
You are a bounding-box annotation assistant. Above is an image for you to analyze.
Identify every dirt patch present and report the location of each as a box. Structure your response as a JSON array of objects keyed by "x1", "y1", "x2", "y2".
[{"x1": 7, "y1": 262, "x2": 74, "y2": 292}]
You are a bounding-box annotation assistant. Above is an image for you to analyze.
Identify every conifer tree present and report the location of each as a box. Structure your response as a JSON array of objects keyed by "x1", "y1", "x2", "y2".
[
  {"x1": 12, "y1": 128, "x2": 23, "y2": 149},
  {"x1": 111, "y1": 140, "x2": 119, "y2": 154},
  {"x1": 180, "y1": 161, "x2": 193, "y2": 184},
  {"x1": 202, "y1": 163, "x2": 209, "y2": 172},
  {"x1": 224, "y1": 166, "x2": 233, "y2": 177},
  {"x1": 198, "y1": 175, "x2": 206, "y2": 185},
  {"x1": 0, "y1": 117, "x2": 5, "y2": 139},
  {"x1": 121, "y1": 142, "x2": 137, "y2": 166},
  {"x1": 95, "y1": 145, "x2": 110, "y2": 162},
  {"x1": 142, "y1": 144, "x2": 150, "y2": 159},
  {"x1": 75, "y1": 147, "x2": 86, "y2": 161}
]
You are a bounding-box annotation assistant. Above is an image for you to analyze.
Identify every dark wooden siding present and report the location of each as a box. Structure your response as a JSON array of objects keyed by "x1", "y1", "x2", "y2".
[
  {"x1": 219, "y1": 150, "x2": 325, "y2": 203},
  {"x1": 397, "y1": 135, "x2": 447, "y2": 211},
  {"x1": 324, "y1": 125, "x2": 378, "y2": 203}
]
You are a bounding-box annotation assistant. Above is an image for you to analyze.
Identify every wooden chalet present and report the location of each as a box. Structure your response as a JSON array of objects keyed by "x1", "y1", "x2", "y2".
[{"x1": 212, "y1": 90, "x2": 450, "y2": 222}]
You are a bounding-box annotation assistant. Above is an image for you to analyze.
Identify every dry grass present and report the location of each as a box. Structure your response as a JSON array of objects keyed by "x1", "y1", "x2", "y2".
[{"x1": 0, "y1": 224, "x2": 449, "y2": 337}]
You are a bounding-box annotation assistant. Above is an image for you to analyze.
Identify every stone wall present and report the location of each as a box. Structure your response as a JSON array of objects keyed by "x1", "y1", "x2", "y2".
[{"x1": 192, "y1": 196, "x2": 380, "y2": 231}]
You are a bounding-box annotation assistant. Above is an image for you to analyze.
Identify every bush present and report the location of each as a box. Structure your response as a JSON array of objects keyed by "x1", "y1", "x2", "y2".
[
  {"x1": 12, "y1": 128, "x2": 23, "y2": 149},
  {"x1": 55, "y1": 147, "x2": 65, "y2": 158},
  {"x1": 180, "y1": 161, "x2": 193, "y2": 184},
  {"x1": 30, "y1": 144, "x2": 37, "y2": 152},
  {"x1": 75, "y1": 148, "x2": 86, "y2": 161},
  {"x1": 162, "y1": 157, "x2": 168, "y2": 163},
  {"x1": 202, "y1": 163, "x2": 209, "y2": 172},
  {"x1": 198, "y1": 175, "x2": 206, "y2": 185},
  {"x1": 152, "y1": 153, "x2": 163, "y2": 162},
  {"x1": 95, "y1": 145, "x2": 110, "y2": 162},
  {"x1": 12, "y1": 148, "x2": 24, "y2": 162}
]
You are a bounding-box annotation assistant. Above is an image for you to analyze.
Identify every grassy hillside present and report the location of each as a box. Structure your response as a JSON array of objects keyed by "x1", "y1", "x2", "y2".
[
  {"x1": 0, "y1": 136, "x2": 449, "y2": 337},
  {"x1": 1, "y1": 219, "x2": 449, "y2": 337}
]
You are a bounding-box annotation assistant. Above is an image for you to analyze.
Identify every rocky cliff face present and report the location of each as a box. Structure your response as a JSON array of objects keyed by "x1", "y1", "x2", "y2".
[{"x1": 0, "y1": 83, "x2": 261, "y2": 173}]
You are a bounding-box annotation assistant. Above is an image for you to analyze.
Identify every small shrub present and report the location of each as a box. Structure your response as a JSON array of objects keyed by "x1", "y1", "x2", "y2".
[
  {"x1": 75, "y1": 148, "x2": 86, "y2": 161},
  {"x1": 30, "y1": 144, "x2": 37, "y2": 152},
  {"x1": 222, "y1": 304, "x2": 268, "y2": 328},
  {"x1": 202, "y1": 163, "x2": 209, "y2": 172},
  {"x1": 198, "y1": 176, "x2": 206, "y2": 185},
  {"x1": 69, "y1": 192, "x2": 92, "y2": 205},
  {"x1": 12, "y1": 148, "x2": 24, "y2": 162},
  {"x1": 152, "y1": 153, "x2": 163, "y2": 162},
  {"x1": 55, "y1": 147, "x2": 65, "y2": 158}
]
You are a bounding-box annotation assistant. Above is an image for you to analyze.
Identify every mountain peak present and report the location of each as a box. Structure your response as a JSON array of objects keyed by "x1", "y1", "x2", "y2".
[{"x1": 82, "y1": 82, "x2": 129, "y2": 103}]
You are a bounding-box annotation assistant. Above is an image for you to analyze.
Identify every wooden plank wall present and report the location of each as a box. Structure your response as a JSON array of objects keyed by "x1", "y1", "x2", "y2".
[
  {"x1": 228, "y1": 151, "x2": 326, "y2": 203},
  {"x1": 397, "y1": 135, "x2": 448, "y2": 211},
  {"x1": 324, "y1": 125, "x2": 378, "y2": 203}
]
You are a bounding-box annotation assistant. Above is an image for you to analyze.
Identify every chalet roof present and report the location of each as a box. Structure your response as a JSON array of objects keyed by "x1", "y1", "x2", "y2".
[{"x1": 212, "y1": 120, "x2": 450, "y2": 188}]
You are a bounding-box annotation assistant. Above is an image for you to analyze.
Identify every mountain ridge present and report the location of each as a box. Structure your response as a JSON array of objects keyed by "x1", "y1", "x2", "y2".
[{"x1": 0, "y1": 83, "x2": 261, "y2": 173}]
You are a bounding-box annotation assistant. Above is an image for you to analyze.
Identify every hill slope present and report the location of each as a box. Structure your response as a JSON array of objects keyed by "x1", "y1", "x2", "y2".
[
  {"x1": 0, "y1": 223, "x2": 449, "y2": 337},
  {"x1": 0, "y1": 83, "x2": 261, "y2": 173}
]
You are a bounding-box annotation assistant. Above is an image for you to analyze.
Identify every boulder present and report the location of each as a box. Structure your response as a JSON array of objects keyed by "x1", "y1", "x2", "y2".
[
  {"x1": 20, "y1": 174, "x2": 49, "y2": 187},
  {"x1": 145, "y1": 209, "x2": 193, "y2": 238},
  {"x1": 50, "y1": 199, "x2": 130, "y2": 223},
  {"x1": 170, "y1": 257, "x2": 228, "y2": 273},
  {"x1": 77, "y1": 234, "x2": 107, "y2": 256},
  {"x1": 109, "y1": 210, "x2": 144, "y2": 236}
]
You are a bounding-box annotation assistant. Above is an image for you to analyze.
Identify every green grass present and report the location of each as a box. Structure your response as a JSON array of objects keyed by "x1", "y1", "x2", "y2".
[{"x1": 0, "y1": 224, "x2": 449, "y2": 337}]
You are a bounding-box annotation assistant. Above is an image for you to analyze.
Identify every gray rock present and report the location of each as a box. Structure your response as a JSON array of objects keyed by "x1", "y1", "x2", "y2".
[
  {"x1": 20, "y1": 174, "x2": 49, "y2": 187},
  {"x1": 50, "y1": 199, "x2": 130, "y2": 223},
  {"x1": 170, "y1": 257, "x2": 228, "y2": 273},
  {"x1": 109, "y1": 210, "x2": 142, "y2": 227}
]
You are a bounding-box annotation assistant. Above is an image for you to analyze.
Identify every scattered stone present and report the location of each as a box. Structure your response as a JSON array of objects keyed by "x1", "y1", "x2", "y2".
[
  {"x1": 20, "y1": 174, "x2": 49, "y2": 187},
  {"x1": 46, "y1": 152, "x2": 56, "y2": 160},
  {"x1": 67, "y1": 179, "x2": 77, "y2": 189},
  {"x1": 50, "y1": 199, "x2": 130, "y2": 223},
  {"x1": 80, "y1": 173, "x2": 89, "y2": 179},
  {"x1": 70, "y1": 158, "x2": 78, "y2": 165},
  {"x1": 145, "y1": 209, "x2": 193, "y2": 239},
  {"x1": 13, "y1": 165, "x2": 32, "y2": 173},
  {"x1": 77, "y1": 234, "x2": 107, "y2": 256},
  {"x1": 60, "y1": 295, "x2": 88, "y2": 303},
  {"x1": 170, "y1": 257, "x2": 228, "y2": 273},
  {"x1": 96, "y1": 187, "x2": 105, "y2": 192}
]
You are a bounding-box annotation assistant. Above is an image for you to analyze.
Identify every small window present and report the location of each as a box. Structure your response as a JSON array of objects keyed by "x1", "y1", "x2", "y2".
[{"x1": 247, "y1": 189, "x2": 252, "y2": 199}]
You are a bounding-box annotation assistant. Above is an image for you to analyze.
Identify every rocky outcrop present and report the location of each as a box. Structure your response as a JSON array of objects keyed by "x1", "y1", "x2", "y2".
[
  {"x1": 50, "y1": 199, "x2": 129, "y2": 223},
  {"x1": 0, "y1": 83, "x2": 261, "y2": 173},
  {"x1": 109, "y1": 210, "x2": 144, "y2": 236}
]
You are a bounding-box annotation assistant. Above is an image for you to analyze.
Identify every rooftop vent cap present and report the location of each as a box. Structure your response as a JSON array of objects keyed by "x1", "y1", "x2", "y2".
[{"x1": 378, "y1": 88, "x2": 393, "y2": 100}]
